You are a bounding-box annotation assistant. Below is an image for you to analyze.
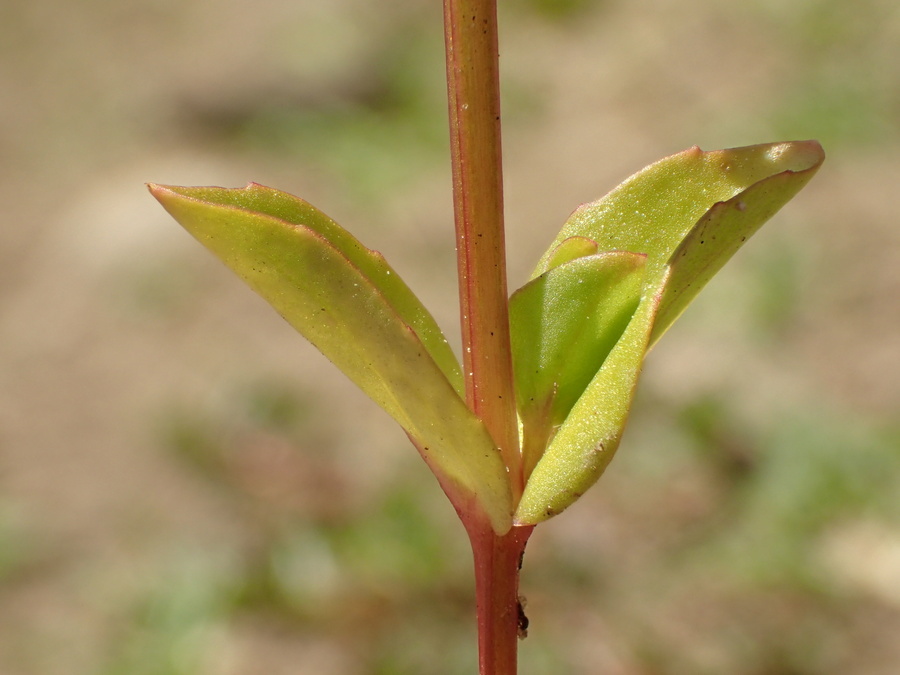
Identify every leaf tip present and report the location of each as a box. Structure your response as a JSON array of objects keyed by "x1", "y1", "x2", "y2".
[
  {"x1": 146, "y1": 182, "x2": 179, "y2": 205},
  {"x1": 766, "y1": 139, "x2": 825, "y2": 173}
]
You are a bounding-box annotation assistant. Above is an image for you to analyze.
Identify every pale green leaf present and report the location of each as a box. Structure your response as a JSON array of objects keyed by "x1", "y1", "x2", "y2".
[
  {"x1": 650, "y1": 165, "x2": 820, "y2": 345},
  {"x1": 515, "y1": 289, "x2": 661, "y2": 524},
  {"x1": 149, "y1": 183, "x2": 512, "y2": 534},
  {"x1": 533, "y1": 141, "x2": 825, "y2": 285},
  {"x1": 153, "y1": 183, "x2": 463, "y2": 394},
  {"x1": 544, "y1": 236, "x2": 599, "y2": 269},
  {"x1": 516, "y1": 141, "x2": 824, "y2": 524},
  {"x1": 510, "y1": 250, "x2": 646, "y2": 479}
]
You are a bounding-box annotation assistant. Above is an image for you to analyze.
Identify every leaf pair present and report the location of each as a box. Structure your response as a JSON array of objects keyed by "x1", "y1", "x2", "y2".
[
  {"x1": 149, "y1": 140, "x2": 823, "y2": 534},
  {"x1": 511, "y1": 141, "x2": 824, "y2": 523}
]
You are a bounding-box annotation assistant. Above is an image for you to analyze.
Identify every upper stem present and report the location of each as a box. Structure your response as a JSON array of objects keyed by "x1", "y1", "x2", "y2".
[
  {"x1": 443, "y1": 4, "x2": 530, "y2": 674},
  {"x1": 442, "y1": 0, "x2": 522, "y2": 501}
]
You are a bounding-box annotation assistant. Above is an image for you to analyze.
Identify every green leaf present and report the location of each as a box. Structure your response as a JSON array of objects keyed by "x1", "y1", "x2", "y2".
[
  {"x1": 515, "y1": 289, "x2": 661, "y2": 524},
  {"x1": 149, "y1": 183, "x2": 512, "y2": 534},
  {"x1": 510, "y1": 250, "x2": 646, "y2": 479},
  {"x1": 650, "y1": 164, "x2": 821, "y2": 345},
  {"x1": 544, "y1": 235, "x2": 599, "y2": 269},
  {"x1": 515, "y1": 141, "x2": 824, "y2": 524},
  {"x1": 532, "y1": 141, "x2": 825, "y2": 285}
]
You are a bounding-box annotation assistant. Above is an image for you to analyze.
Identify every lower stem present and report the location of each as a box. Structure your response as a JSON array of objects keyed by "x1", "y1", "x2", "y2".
[{"x1": 466, "y1": 519, "x2": 535, "y2": 675}]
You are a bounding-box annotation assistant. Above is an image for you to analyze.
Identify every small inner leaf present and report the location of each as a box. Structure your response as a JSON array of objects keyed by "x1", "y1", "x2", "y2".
[
  {"x1": 515, "y1": 288, "x2": 662, "y2": 524},
  {"x1": 545, "y1": 236, "x2": 599, "y2": 269},
  {"x1": 510, "y1": 251, "x2": 646, "y2": 478}
]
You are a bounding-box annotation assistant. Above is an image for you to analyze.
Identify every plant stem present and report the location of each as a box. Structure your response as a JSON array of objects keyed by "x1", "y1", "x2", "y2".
[
  {"x1": 442, "y1": 0, "x2": 521, "y2": 499},
  {"x1": 443, "y1": 2, "x2": 531, "y2": 674},
  {"x1": 467, "y1": 517, "x2": 534, "y2": 675}
]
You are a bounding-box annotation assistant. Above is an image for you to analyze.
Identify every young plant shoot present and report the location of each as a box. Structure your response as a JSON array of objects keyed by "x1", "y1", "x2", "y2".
[{"x1": 149, "y1": 1, "x2": 823, "y2": 672}]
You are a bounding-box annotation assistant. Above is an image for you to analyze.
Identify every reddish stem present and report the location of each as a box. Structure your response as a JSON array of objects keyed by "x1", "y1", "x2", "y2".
[
  {"x1": 466, "y1": 517, "x2": 534, "y2": 675},
  {"x1": 442, "y1": 1, "x2": 529, "y2": 673},
  {"x1": 442, "y1": 0, "x2": 522, "y2": 499}
]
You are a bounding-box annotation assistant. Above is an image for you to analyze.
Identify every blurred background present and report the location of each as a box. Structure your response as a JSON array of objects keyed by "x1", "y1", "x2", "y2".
[{"x1": 2, "y1": 0, "x2": 899, "y2": 673}]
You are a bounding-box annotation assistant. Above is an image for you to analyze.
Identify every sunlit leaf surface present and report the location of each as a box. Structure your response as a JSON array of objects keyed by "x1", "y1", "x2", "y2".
[
  {"x1": 510, "y1": 250, "x2": 646, "y2": 479},
  {"x1": 516, "y1": 141, "x2": 824, "y2": 524},
  {"x1": 150, "y1": 183, "x2": 513, "y2": 533}
]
